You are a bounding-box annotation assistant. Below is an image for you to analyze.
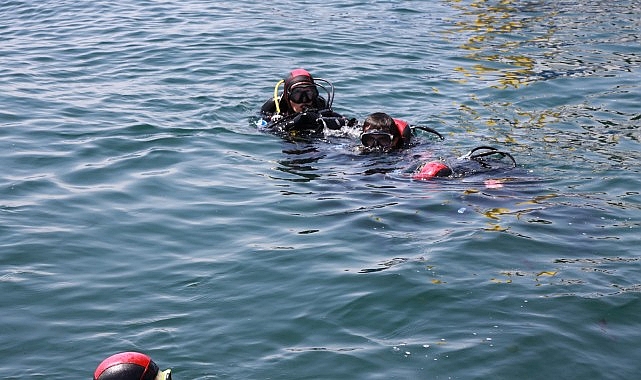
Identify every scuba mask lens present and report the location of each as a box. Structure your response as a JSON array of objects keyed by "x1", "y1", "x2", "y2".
[
  {"x1": 361, "y1": 131, "x2": 394, "y2": 149},
  {"x1": 289, "y1": 86, "x2": 318, "y2": 103}
]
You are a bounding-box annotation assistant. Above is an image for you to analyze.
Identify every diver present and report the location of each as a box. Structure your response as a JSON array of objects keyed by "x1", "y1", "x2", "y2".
[
  {"x1": 359, "y1": 112, "x2": 444, "y2": 152},
  {"x1": 356, "y1": 113, "x2": 515, "y2": 179},
  {"x1": 260, "y1": 68, "x2": 355, "y2": 135},
  {"x1": 93, "y1": 352, "x2": 172, "y2": 380}
]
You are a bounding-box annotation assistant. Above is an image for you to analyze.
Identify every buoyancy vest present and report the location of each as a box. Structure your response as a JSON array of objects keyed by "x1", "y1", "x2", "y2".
[
  {"x1": 393, "y1": 118, "x2": 412, "y2": 145},
  {"x1": 412, "y1": 161, "x2": 453, "y2": 180}
]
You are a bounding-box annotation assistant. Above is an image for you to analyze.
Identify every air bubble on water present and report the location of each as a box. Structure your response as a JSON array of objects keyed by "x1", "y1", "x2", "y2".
[{"x1": 458, "y1": 207, "x2": 466, "y2": 214}]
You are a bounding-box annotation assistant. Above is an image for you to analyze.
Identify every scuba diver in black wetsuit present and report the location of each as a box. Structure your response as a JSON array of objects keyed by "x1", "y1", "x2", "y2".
[
  {"x1": 94, "y1": 352, "x2": 172, "y2": 380},
  {"x1": 357, "y1": 112, "x2": 516, "y2": 180},
  {"x1": 260, "y1": 68, "x2": 356, "y2": 135}
]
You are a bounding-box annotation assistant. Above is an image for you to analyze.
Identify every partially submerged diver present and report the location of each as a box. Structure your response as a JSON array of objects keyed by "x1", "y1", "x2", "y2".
[
  {"x1": 94, "y1": 352, "x2": 172, "y2": 380},
  {"x1": 260, "y1": 68, "x2": 355, "y2": 135},
  {"x1": 359, "y1": 112, "x2": 444, "y2": 152},
  {"x1": 412, "y1": 146, "x2": 517, "y2": 180},
  {"x1": 356, "y1": 112, "x2": 515, "y2": 179}
]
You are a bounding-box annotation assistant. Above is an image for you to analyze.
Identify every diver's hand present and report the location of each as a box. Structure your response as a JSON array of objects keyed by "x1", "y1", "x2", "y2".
[
  {"x1": 287, "y1": 111, "x2": 322, "y2": 132},
  {"x1": 316, "y1": 116, "x2": 344, "y2": 130},
  {"x1": 270, "y1": 114, "x2": 283, "y2": 122}
]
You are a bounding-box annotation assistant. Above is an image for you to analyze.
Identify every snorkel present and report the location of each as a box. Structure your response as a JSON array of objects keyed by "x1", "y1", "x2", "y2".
[{"x1": 273, "y1": 79, "x2": 285, "y2": 114}]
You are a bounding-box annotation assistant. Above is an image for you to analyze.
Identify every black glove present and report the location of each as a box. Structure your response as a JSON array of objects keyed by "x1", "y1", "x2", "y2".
[
  {"x1": 286, "y1": 111, "x2": 322, "y2": 132},
  {"x1": 316, "y1": 116, "x2": 346, "y2": 130}
]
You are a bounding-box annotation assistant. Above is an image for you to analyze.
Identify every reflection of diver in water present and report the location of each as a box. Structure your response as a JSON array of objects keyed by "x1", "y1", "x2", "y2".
[
  {"x1": 277, "y1": 145, "x2": 326, "y2": 182},
  {"x1": 259, "y1": 68, "x2": 356, "y2": 136},
  {"x1": 412, "y1": 146, "x2": 517, "y2": 180}
]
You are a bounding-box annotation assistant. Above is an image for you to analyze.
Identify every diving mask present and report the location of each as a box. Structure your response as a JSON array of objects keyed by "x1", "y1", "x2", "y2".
[
  {"x1": 361, "y1": 130, "x2": 395, "y2": 150},
  {"x1": 288, "y1": 84, "x2": 319, "y2": 103}
]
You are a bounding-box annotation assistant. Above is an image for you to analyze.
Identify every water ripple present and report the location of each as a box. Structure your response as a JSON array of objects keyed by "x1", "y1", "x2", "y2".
[{"x1": 2, "y1": 1, "x2": 641, "y2": 379}]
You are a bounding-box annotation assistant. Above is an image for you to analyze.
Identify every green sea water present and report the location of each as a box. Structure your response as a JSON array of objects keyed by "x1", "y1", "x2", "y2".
[{"x1": 1, "y1": 1, "x2": 640, "y2": 379}]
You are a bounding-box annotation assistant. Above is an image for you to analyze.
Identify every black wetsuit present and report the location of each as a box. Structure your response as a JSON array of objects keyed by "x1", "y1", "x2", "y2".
[{"x1": 260, "y1": 96, "x2": 354, "y2": 133}]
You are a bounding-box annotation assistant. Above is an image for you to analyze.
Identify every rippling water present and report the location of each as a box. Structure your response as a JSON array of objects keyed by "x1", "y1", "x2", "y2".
[{"x1": 2, "y1": 1, "x2": 641, "y2": 379}]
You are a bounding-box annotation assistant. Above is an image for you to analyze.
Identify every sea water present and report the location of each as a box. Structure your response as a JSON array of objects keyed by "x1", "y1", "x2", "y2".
[{"x1": 1, "y1": 1, "x2": 641, "y2": 379}]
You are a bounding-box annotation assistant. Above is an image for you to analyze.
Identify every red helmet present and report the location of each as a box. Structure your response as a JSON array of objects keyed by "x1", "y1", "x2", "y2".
[{"x1": 94, "y1": 352, "x2": 159, "y2": 380}]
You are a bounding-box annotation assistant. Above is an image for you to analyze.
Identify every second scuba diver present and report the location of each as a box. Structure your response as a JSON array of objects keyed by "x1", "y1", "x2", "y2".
[
  {"x1": 260, "y1": 68, "x2": 356, "y2": 135},
  {"x1": 357, "y1": 112, "x2": 516, "y2": 180}
]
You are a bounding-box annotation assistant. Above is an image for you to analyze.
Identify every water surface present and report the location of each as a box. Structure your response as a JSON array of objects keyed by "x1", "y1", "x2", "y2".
[{"x1": 1, "y1": 1, "x2": 640, "y2": 379}]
